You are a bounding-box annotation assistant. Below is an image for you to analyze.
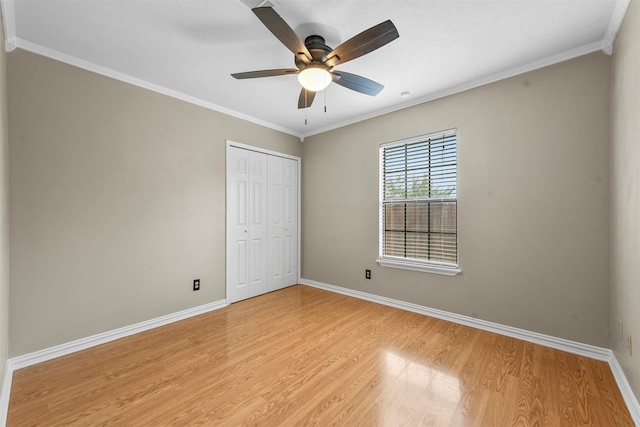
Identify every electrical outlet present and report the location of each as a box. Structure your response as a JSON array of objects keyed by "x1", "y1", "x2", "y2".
[
  {"x1": 627, "y1": 335, "x2": 633, "y2": 356},
  {"x1": 365, "y1": 269, "x2": 371, "y2": 279},
  {"x1": 193, "y1": 279, "x2": 200, "y2": 291}
]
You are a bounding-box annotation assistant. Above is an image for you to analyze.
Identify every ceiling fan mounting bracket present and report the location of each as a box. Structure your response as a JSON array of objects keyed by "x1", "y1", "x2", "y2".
[{"x1": 294, "y1": 35, "x2": 333, "y2": 69}]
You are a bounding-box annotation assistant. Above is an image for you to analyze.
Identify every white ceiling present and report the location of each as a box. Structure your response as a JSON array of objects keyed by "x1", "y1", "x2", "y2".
[{"x1": 1, "y1": 0, "x2": 630, "y2": 139}]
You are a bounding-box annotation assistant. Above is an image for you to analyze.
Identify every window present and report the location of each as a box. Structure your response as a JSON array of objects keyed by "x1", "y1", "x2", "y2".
[{"x1": 377, "y1": 129, "x2": 460, "y2": 276}]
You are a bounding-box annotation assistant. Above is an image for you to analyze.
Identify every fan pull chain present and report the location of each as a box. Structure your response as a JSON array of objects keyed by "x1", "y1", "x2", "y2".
[
  {"x1": 324, "y1": 88, "x2": 327, "y2": 113},
  {"x1": 305, "y1": 90, "x2": 308, "y2": 125}
]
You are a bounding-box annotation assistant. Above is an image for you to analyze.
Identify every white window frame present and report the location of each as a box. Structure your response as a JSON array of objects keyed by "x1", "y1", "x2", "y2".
[{"x1": 376, "y1": 129, "x2": 461, "y2": 276}]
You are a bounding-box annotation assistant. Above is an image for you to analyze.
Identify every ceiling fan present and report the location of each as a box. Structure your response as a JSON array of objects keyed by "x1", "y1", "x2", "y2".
[{"x1": 231, "y1": 7, "x2": 399, "y2": 109}]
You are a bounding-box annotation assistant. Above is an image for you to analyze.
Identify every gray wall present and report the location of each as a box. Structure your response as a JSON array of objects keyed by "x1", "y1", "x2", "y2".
[
  {"x1": 3, "y1": 23, "x2": 627, "y2": 371},
  {"x1": 0, "y1": 13, "x2": 10, "y2": 389},
  {"x1": 302, "y1": 52, "x2": 611, "y2": 347},
  {"x1": 611, "y1": 0, "x2": 640, "y2": 399},
  {"x1": 8, "y1": 49, "x2": 301, "y2": 356}
]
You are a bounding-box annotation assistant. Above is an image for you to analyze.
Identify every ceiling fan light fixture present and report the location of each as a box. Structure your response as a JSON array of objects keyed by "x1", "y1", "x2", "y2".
[
  {"x1": 234, "y1": 8, "x2": 399, "y2": 108},
  {"x1": 298, "y1": 67, "x2": 331, "y2": 92}
]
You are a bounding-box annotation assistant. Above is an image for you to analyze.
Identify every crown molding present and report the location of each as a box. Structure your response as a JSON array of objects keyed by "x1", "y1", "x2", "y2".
[
  {"x1": 0, "y1": 0, "x2": 16, "y2": 51},
  {"x1": 602, "y1": 0, "x2": 631, "y2": 55},
  {"x1": 300, "y1": 40, "x2": 604, "y2": 139},
  {"x1": 12, "y1": 38, "x2": 304, "y2": 139},
  {"x1": 8, "y1": 32, "x2": 612, "y2": 142}
]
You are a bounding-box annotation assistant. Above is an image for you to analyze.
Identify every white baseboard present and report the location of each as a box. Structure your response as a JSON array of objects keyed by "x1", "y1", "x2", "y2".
[
  {"x1": 300, "y1": 278, "x2": 609, "y2": 359},
  {"x1": 610, "y1": 353, "x2": 640, "y2": 425},
  {"x1": 9, "y1": 299, "x2": 227, "y2": 371},
  {"x1": 2, "y1": 283, "x2": 638, "y2": 426},
  {"x1": 0, "y1": 360, "x2": 12, "y2": 427},
  {"x1": 300, "y1": 278, "x2": 640, "y2": 425},
  {"x1": 0, "y1": 298, "x2": 227, "y2": 426}
]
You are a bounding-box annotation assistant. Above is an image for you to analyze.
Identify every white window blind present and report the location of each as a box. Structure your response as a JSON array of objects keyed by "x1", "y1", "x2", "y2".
[{"x1": 379, "y1": 129, "x2": 458, "y2": 273}]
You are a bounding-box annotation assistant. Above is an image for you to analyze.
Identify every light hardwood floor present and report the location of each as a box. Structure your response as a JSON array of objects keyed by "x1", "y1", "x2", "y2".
[{"x1": 7, "y1": 285, "x2": 634, "y2": 426}]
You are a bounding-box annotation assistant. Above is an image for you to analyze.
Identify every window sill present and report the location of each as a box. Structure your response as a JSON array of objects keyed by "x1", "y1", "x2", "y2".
[{"x1": 376, "y1": 258, "x2": 461, "y2": 276}]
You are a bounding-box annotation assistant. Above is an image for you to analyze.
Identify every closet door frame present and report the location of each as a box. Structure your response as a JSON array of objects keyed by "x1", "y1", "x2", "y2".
[{"x1": 225, "y1": 140, "x2": 301, "y2": 303}]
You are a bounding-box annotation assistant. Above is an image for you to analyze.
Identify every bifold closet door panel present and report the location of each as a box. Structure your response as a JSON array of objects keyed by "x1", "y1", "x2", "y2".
[
  {"x1": 226, "y1": 146, "x2": 250, "y2": 303},
  {"x1": 248, "y1": 150, "x2": 268, "y2": 297},
  {"x1": 268, "y1": 155, "x2": 284, "y2": 292},
  {"x1": 226, "y1": 147, "x2": 268, "y2": 302},
  {"x1": 283, "y1": 157, "x2": 298, "y2": 287}
]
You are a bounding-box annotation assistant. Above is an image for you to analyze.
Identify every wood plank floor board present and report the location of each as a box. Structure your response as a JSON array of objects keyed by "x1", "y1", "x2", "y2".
[
  {"x1": 7, "y1": 285, "x2": 634, "y2": 426},
  {"x1": 590, "y1": 359, "x2": 634, "y2": 426},
  {"x1": 338, "y1": 317, "x2": 451, "y2": 426},
  {"x1": 449, "y1": 332, "x2": 496, "y2": 425}
]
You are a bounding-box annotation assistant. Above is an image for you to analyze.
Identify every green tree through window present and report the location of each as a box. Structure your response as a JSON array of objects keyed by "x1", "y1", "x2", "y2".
[{"x1": 380, "y1": 131, "x2": 458, "y2": 267}]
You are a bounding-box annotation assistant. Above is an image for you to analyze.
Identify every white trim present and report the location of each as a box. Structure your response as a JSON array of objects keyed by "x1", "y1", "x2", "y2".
[
  {"x1": 380, "y1": 128, "x2": 457, "y2": 149},
  {"x1": 378, "y1": 131, "x2": 459, "y2": 276},
  {"x1": 299, "y1": 278, "x2": 640, "y2": 423},
  {"x1": 609, "y1": 353, "x2": 640, "y2": 425},
  {"x1": 602, "y1": 0, "x2": 632, "y2": 55},
  {"x1": 225, "y1": 141, "x2": 302, "y2": 302},
  {"x1": 376, "y1": 257, "x2": 461, "y2": 276},
  {"x1": 8, "y1": 35, "x2": 606, "y2": 141},
  {"x1": 226, "y1": 140, "x2": 301, "y2": 162},
  {"x1": 0, "y1": 299, "x2": 227, "y2": 424},
  {"x1": 9, "y1": 299, "x2": 227, "y2": 371},
  {"x1": 300, "y1": 41, "x2": 604, "y2": 139},
  {"x1": 1, "y1": 284, "x2": 638, "y2": 424},
  {"x1": 0, "y1": 0, "x2": 16, "y2": 52},
  {"x1": 11, "y1": 38, "x2": 302, "y2": 139},
  {"x1": 226, "y1": 139, "x2": 303, "y2": 285},
  {"x1": 0, "y1": 359, "x2": 12, "y2": 427},
  {"x1": 300, "y1": 278, "x2": 610, "y2": 360}
]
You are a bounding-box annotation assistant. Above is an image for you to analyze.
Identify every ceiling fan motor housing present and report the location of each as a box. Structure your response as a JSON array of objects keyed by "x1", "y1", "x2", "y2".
[{"x1": 295, "y1": 35, "x2": 334, "y2": 70}]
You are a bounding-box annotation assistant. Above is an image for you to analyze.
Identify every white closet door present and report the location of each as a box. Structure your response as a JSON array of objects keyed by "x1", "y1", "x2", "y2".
[
  {"x1": 268, "y1": 155, "x2": 284, "y2": 291},
  {"x1": 283, "y1": 157, "x2": 298, "y2": 287},
  {"x1": 227, "y1": 144, "x2": 298, "y2": 303},
  {"x1": 226, "y1": 147, "x2": 268, "y2": 303},
  {"x1": 248, "y1": 150, "x2": 268, "y2": 298},
  {"x1": 226, "y1": 146, "x2": 250, "y2": 303}
]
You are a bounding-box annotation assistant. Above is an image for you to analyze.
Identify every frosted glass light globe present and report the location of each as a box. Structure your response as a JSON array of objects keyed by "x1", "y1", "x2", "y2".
[{"x1": 298, "y1": 67, "x2": 331, "y2": 92}]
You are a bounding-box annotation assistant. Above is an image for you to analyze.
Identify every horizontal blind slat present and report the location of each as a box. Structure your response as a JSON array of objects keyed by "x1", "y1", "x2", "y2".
[{"x1": 381, "y1": 132, "x2": 458, "y2": 265}]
